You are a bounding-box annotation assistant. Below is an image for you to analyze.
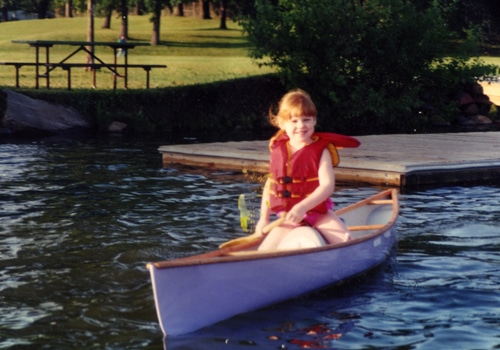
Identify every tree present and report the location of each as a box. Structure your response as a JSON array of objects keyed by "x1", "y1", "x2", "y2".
[
  {"x1": 145, "y1": 0, "x2": 171, "y2": 45},
  {"x1": 414, "y1": 0, "x2": 500, "y2": 40},
  {"x1": 243, "y1": 0, "x2": 497, "y2": 133},
  {"x1": 171, "y1": 0, "x2": 187, "y2": 16},
  {"x1": 65, "y1": 0, "x2": 72, "y2": 16},
  {"x1": 132, "y1": 0, "x2": 146, "y2": 15},
  {"x1": 119, "y1": 0, "x2": 129, "y2": 38},
  {"x1": 17, "y1": 0, "x2": 52, "y2": 18},
  {"x1": 98, "y1": 0, "x2": 119, "y2": 29},
  {"x1": 86, "y1": 0, "x2": 95, "y2": 65},
  {"x1": 219, "y1": 0, "x2": 227, "y2": 28},
  {"x1": 214, "y1": 0, "x2": 256, "y2": 29},
  {"x1": 0, "y1": 0, "x2": 16, "y2": 21},
  {"x1": 201, "y1": 0, "x2": 210, "y2": 19}
]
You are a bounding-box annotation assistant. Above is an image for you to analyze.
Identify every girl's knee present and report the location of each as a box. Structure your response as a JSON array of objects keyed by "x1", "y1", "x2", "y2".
[
  {"x1": 315, "y1": 214, "x2": 350, "y2": 244},
  {"x1": 258, "y1": 227, "x2": 290, "y2": 250},
  {"x1": 320, "y1": 229, "x2": 350, "y2": 244},
  {"x1": 276, "y1": 227, "x2": 326, "y2": 250}
]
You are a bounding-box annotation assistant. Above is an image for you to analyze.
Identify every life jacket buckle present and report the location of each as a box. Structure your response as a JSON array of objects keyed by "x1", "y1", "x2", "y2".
[
  {"x1": 279, "y1": 190, "x2": 291, "y2": 198},
  {"x1": 277, "y1": 176, "x2": 293, "y2": 184}
]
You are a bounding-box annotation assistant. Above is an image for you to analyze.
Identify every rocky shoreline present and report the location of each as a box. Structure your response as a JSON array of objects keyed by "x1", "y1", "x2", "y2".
[{"x1": 1, "y1": 87, "x2": 499, "y2": 138}]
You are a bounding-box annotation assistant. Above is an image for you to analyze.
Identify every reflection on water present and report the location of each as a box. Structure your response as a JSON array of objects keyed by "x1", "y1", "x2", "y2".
[{"x1": 0, "y1": 138, "x2": 499, "y2": 349}]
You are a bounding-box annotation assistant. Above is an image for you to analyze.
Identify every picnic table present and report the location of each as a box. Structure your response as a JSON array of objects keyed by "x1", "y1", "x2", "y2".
[{"x1": 1, "y1": 40, "x2": 166, "y2": 90}]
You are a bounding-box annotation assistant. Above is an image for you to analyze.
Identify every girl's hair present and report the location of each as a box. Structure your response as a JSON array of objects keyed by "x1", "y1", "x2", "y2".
[{"x1": 269, "y1": 89, "x2": 317, "y2": 141}]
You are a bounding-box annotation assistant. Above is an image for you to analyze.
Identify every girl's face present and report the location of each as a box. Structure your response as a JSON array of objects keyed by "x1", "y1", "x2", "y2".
[{"x1": 280, "y1": 115, "x2": 316, "y2": 147}]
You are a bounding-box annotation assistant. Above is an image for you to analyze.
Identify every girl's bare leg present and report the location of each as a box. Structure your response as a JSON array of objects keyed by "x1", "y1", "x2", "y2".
[
  {"x1": 258, "y1": 224, "x2": 294, "y2": 251},
  {"x1": 314, "y1": 210, "x2": 350, "y2": 244},
  {"x1": 276, "y1": 226, "x2": 326, "y2": 250}
]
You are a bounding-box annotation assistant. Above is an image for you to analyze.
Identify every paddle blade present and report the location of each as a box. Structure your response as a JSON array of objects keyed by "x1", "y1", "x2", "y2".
[{"x1": 238, "y1": 194, "x2": 252, "y2": 232}]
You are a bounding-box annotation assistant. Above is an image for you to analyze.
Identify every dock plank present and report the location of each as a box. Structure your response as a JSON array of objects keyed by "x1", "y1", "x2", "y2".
[{"x1": 159, "y1": 132, "x2": 500, "y2": 188}]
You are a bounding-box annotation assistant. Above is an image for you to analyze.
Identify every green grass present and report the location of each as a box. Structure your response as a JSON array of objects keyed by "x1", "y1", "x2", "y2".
[{"x1": 0, "y1": 15, "x2": 275, "y2": 90}]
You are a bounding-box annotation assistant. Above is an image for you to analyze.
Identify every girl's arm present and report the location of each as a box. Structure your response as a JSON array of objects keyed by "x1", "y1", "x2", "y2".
[
  {"x1": 285, "y1": 149, "x2": 335, "y2": 224},
  {"x1": 255, "y1": 177, "x2": 272, "y2": 234}
]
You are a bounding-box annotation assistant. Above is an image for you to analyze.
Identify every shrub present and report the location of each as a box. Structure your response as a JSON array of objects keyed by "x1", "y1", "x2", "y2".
[{"x1": 242, "y1": 0, "x2": 498, "y2": 133}]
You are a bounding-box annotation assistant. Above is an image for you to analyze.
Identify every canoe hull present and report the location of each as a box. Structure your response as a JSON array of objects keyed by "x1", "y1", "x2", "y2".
[{"x1": 148, "y1": 189, "x2": 398, "y2": 336}]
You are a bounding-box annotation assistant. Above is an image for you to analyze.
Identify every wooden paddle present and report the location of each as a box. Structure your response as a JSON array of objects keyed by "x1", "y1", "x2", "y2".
[{"x1": 219, "y1": 216, "x2": 287, "y2": 249}]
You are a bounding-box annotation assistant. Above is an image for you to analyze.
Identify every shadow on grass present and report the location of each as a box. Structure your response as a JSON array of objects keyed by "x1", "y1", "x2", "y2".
[
  {"x1": 193, "y1": 27, "x2": 242, "y2": 32},
  {"x1": 481, "y1": 43, "x2": 500, "y2": 56},
  {"x1": 156, "y1": 40, "x2": 251, "y2": 50}
]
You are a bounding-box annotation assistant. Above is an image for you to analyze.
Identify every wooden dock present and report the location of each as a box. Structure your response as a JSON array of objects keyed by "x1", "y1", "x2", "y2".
[{"x1": 159, "y1": 132, "x2": 500, "y2": 188}]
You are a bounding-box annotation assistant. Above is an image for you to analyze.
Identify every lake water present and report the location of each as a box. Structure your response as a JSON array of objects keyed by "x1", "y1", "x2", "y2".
[{"x1": 0, "y1": 137, "x2": 498, "y2": 350}]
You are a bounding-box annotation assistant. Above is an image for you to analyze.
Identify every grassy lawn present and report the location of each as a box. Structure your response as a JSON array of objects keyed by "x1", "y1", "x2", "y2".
[{"x1": 0, "y1": 15, "x2": 275, "y2": 90}]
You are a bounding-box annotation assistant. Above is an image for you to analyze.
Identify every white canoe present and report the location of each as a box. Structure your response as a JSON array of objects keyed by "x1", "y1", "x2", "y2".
[{"x1": 147, "y1": 189, "x2": 399, "y2": 336}]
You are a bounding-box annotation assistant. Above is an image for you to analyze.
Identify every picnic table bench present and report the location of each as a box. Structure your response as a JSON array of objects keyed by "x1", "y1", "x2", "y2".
[{"x1": 0, "y1": 40, "x2": 166, "y2": 90}]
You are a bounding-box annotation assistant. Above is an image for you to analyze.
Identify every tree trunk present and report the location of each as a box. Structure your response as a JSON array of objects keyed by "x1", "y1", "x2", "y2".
[
  {"x1": 38, "y1": 0, "x2": 51, "y2": 19},
  {"x1": 86, "y1": 0, "x2": 95, "y2": 65},
  {"x1": 101, "y1": 8, "x2": 112, "y2": 29},
  {"x1": 219, "y1": 0, "x2": 227, "y2": 29},
  {"x1": 65, "y1": 0, "x2": 73, "y2": 17},
  {"x1": 175, "y1": 3, "x2": 184, "y2": 17},
  {"x1": 151, "y1": 1, "x2": 162, "y2": 45},
  {"x1": 151, "y1": 18, "x2": 160, "y2": 45},
  {"x1": 133, "y1": 0, "x2": 145, "y2": 15},
  {"x1": 1, "y1": 8, "x2": 9, "y2": 21},
  {"x1": 120, "y1": 0, "x2": 129, "y2": 38},
  {"x1": 201, "y1": 0, "x2": 211, "y2": 19}
]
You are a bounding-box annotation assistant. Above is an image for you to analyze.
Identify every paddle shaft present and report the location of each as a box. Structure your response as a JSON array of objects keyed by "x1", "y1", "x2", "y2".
[
  {"x1": 218, "y1": 215, "x2": 286, "y2": 249},
  {"x1": 349, "y1": 224, "x2": 386, "y2": 231},
  {"x1": 262, "y1": 216, "x2": 287, "y2": 234}
]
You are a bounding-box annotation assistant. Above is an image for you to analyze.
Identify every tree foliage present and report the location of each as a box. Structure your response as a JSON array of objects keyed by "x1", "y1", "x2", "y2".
[
  {"x1": 243, "y1": 0, "x2": 498, "y2": 133},
  {"x1": 7, "y1": 0, "x2": 52, "y2": 18}
]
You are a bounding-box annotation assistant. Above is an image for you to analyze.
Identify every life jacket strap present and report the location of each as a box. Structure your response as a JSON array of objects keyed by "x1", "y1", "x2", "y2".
[
  {"x1": 270, "y1": 189, "x2": 310, "y2": 199},
  {"x1": 271, "y1": 176, "x2": 319, "y2": 185}
]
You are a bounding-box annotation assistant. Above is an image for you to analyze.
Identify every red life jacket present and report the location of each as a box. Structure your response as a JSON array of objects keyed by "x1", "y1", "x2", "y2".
[{"x1": 268, "y1": 132, "x2": 360, "y2": 214}]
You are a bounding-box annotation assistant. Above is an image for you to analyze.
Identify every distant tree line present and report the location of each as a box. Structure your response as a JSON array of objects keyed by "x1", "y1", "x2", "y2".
[
  {"x1": 2, "y1": 1, "x2": 500, "y2": 43},
  {"x1": 2, "y1": 0, "x2": 500, "y2": 31},
  {"x1": 0, "y1": 0, "x2": 236, "y2": 44}
]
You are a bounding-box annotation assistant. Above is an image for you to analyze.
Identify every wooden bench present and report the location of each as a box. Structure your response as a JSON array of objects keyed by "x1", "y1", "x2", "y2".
[
  {"x1": 0, "y1": 61, "x2": 166, "y2": 89},
  {"x1": 0, "y1": 62, "x2": 47, "y2": 88},
  {"x1": 55, "y1": 63, "x2": 167, "y2": 90}
]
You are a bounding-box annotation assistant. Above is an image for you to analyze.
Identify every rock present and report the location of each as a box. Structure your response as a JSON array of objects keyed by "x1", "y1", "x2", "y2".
[
  {"x1": 430, "y1": 115, "x2": 451, "y2": 127},
  {"x1": 108, "y1": 121, "x2": 128, "y2": 133},
  {"x1": 471, "y1": 114, "x2": 492, "y2": 125},
  {"x1": 0, "y1": 127, "x2": 13, "y2": 136},
  {"x1": 1, "y1": 89, "x2": 92, "y2": 136},
  {"x1": 458, "y1": 82, "x2": 492, "y2": 117},
  {"x1": 456, "y1": 114, "x2": 476, "y2": 126},
  {"x1": 456, "y1": 114, "x2": 492, "y2": 126}
]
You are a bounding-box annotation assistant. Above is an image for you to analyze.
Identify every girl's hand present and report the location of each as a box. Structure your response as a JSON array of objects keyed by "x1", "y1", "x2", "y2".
[{"x1": 286, "y1": 205, "x2": 307, "y2": 224}]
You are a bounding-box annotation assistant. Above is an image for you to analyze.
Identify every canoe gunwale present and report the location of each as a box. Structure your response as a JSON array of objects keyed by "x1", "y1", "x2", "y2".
[{"x1": 148, "y1": 189, "x2": 398, "y2": 270}]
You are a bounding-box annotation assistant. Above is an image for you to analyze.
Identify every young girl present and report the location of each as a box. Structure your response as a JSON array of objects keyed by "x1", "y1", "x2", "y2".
[{"x1": 255, "y1": 89, "x2": 360, "y2": 250}]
